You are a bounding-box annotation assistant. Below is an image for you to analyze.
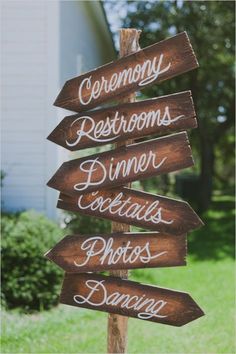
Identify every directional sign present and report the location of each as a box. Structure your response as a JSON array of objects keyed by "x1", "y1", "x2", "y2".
[
  {"x1": 48, "y1": 91, "x2": 197, "y2": 151},
  {"x1": 57, "y1": 187, "x2": 203, "y2": 235},
  {"x1": 45, "y1": 232, "x2": 187, "y2": 272},
  {"x1": 54, "y1": 32, "x2": 198, "y2": 112},
  {"x1": 60, "y1": 273, "x2": 204, "y2": 326},
  {"x1": 47, "y1": 131, "x2": 194, "y2": 196}
]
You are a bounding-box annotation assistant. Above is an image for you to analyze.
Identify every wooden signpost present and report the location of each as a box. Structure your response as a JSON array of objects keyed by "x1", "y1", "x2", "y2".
[
  {"x1": 108, "y1": 29, "x2": 140, "y2": 353},
  {"x1": 45, "y1": 28, "x2": 204, "y2": 353},
  {"x1": 48, "y1": 91, "x2": 197, "y2": 150},
  {"x1": 57, "y1": 187, "x2": 203, "y2": 235},
  {"x1": 47, "y1": 131, "x2": 194, "y2": 195},
  {"x1": 60, "y1": 273, "x2": 204, "y2": 327},
  {"x1": 45, "y1": 232, "x2": 187, "y2": 272},
  {"x1": 53, "y1": 32, "x2": 198, "y2": 112}
]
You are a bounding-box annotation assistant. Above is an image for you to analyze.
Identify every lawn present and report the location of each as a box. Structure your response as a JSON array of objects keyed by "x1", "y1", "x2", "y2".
[
  {"x1": 2, "y1": 196, "x2": 235, "y2": 353},
  {"x1": 2, "y1": 257, "x2": 235, "y2": 354}
]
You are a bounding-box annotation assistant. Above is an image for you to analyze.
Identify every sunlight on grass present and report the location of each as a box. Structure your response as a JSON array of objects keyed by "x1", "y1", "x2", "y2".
[{"x1": 2, "y1": 259, "x2": 235, "y2": 354}]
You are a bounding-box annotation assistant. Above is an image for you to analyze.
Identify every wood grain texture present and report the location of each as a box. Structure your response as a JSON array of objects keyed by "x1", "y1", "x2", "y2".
[
  {"x1": 45, "y1": 232, "x2": 187, "y2": 272},
  {"x1": 107, "y1": 28, "x2": 140, "y2": 354},
  {"x1": 48, "y1": 91, "x2": 197, "y2": 151},
  {"x1": 47, "y1": 131, "x2": 194, "y2": 196},
  {"x1": 60, "y1": 273, "x2": 204, "y2": 326},
  {"x1": 54, "y1": 32, "x2": 198, "y2": 112},
  {"x1": 57, "y1": 187, "x2": 203, "y2": 235}
]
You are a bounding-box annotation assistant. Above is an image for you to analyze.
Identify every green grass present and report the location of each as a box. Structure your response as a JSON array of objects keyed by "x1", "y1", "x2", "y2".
[
  {"x1": 188, "y1": 195, "x2": 235, "y2": 261},
  {"x1": 2, "y1": 258, "x2": 235, "y2": 354},
  {"x1": 2, "y1": 197, "x2": 235, "y2": 353}
]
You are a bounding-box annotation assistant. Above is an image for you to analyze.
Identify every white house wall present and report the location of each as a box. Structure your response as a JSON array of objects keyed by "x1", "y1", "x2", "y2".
[
  {"x1": 1, "y1": 0, "x2": 115, "y2": 218},
  {"x1": 60, "y1": 1, "x2": 115, "y2": 83},
  {"x1": 1, "y1": 1, "x2": 52, "y2": 215}
]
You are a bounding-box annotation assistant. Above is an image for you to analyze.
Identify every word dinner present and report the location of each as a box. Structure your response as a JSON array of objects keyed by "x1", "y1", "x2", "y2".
[
  {"x1": 74, "y1": 150, "x2": 167, "y2": 192},
  {"x1": 47, "y1": 132, "x2": 194, "y2": 196}
]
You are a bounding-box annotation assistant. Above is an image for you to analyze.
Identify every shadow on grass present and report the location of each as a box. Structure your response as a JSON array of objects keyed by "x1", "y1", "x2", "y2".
[{"x1": 188, "y1": 196, "x2": 235, "y2": 260}]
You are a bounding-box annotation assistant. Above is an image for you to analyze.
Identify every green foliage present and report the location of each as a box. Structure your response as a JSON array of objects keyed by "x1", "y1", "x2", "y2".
[
  {"x1": 121, "y1": 1, "x2": 235, "y2": 138},
  {"x1": 189, "y1": 193, "x2": 235, "y2": 260},
  {"x1": 64, "y1": 212, "x2": 110, "y2": 235},
  {"x1": 1, "y1": 258, "x2": 235, "y2": 353},
  {"x1": 105, "y1": 0, "x2": 235, "y2": 210},
  {"x1": 1, "y1": 210, "x2": 63, "y2": 311}
]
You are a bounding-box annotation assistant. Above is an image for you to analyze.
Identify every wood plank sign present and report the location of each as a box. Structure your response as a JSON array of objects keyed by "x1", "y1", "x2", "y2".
[
  {"x1": 45, "y1": 232, "x2": 187, "y2": 272},
  {"x1": 54, "y1": 32, "x2": 198, "y2": 112},
  {"x1": 48, "y1": 91, "x2": 197, "y2": 150},
  {"x1": 46, "y1": 29, "x2": 204, "y2": 340},
  {"x1": 60, "y1": 273, "x2": 204, "y2": 326},
  {"x1": 57, "y1": 187, "x2": 203, "y2": 235},
  {"x1": 47, "y1": 131, "x2": 194, "y2": 195}
]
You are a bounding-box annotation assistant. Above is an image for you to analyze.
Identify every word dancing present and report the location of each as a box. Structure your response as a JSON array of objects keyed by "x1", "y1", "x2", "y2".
[{"x1": 73, "y1": 279, "x2": 168, "y2": 320}]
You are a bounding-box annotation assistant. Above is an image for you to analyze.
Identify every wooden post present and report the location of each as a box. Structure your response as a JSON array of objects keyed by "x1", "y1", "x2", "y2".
[{"x1": 107, "y1": 28, "x2": 141, "y2": 354}]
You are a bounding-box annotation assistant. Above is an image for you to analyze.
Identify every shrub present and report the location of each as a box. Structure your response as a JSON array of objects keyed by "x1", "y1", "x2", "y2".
[
  {"x1": 1, "y1": 210, "x2": 63, "y2": 311},
  {"x1": 64, "y1": 212, "x2": 110, "y2": 234}
]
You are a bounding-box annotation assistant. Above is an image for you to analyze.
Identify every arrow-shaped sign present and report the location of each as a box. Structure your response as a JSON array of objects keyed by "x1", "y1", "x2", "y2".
[
  {"x1": 47, "y1": 131, "x2": 194, "y2": 196},
  {"x1": 54, "y1": 32, "x2": 198, "y2": 112},
  {"x1": 48, "y1": 91, "x2": 197, "y2": 151},
  {"x1": 60, "y1": 273, "x2": 204, "y2": 326},
  {"x1": 45, "y1": 232, "x2": 187, "y2": 272},
  {"x1": 57, "y1": 187, "x2": 203, "y2": 235}
]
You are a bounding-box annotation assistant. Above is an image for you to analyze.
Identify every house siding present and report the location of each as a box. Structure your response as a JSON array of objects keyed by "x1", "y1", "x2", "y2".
[
  {"x1": 1, "y1": 1, "x2": 49, "y2": 213},
  {"x1": 1, "y1": 1, "x2": 115, "y2": 218}
]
